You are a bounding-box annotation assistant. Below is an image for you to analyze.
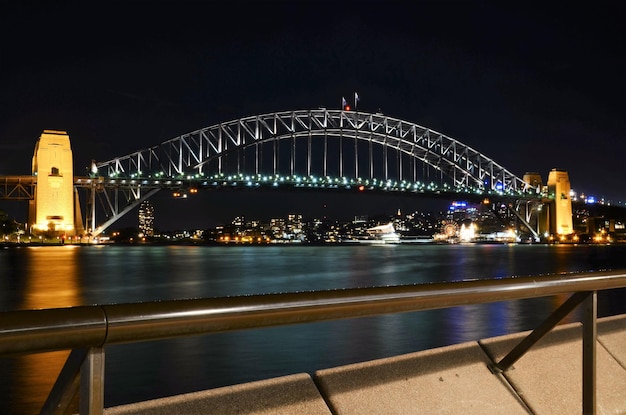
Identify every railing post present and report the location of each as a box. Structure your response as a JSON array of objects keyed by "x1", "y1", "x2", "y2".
[
  {"x1": 40, "y1": 349, "x2": 87, "y2": 415},
  {"x1": 493, "y1": 291, "x2": 589, "y2": 372},
  {"x1": 79, "y1": 347, "x2": 105, "y2": 415},
  {"x1": 582, "y1": 291, "x2": 597, "y2": 415}
]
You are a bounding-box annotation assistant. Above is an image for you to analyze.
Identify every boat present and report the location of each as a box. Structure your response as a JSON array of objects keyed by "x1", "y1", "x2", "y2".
[
  {"x1": 345, "y1": 222, "x2": 401, "y2": 244},
  {"x1": 366, "y1": 223, "x2": 400, "y2": 243}
]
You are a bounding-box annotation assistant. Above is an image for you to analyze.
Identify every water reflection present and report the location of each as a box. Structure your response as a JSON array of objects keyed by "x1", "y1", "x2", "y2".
[
  {"x1": 14, "y1": 246, "x2": 82, "y2": 414},
  {"x1": 22, "y1": 245, "x2": 83, "y2": 309}
]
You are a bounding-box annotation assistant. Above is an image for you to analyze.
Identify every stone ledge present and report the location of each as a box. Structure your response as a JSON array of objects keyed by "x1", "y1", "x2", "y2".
[
  {"x1": 104, "y1": 373, "x2": 332, "y2": 415},
  {"x1": 314, "y1": 341, "x2": 529, "y2": 415},
  {"x1": 598, "y1": 313, "x2": 626, "y2": 369}
]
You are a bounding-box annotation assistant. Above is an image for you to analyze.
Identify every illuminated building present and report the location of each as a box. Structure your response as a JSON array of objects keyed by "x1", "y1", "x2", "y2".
[
  {"x1": 547, "y1": 169, "x2": 573, "y2": 235},
  {"x1": 138, "y1": 200, "x2": 155, "y2": 237},
  {"x1": 29, "y1": 130, "x2": 77, "y2": 236},
  {"x1": 286, "y1": 214, "x2": 304, "y2": 238}
]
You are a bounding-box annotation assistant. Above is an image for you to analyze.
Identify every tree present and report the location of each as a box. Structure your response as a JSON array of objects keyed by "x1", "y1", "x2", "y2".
[{"x1": 0, "y1": 210, "x2": 18, "y2": 237}]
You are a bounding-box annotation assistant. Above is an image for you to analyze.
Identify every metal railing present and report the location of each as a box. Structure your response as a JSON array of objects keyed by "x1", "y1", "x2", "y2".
[{"x1": 2, "y1": 269, "x2": 626, "y2": 415}]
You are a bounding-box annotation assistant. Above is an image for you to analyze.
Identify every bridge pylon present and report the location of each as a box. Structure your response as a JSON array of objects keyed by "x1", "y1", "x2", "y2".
[
  {"x1": 517, "y1": 170, "x2": 573, "y2": 241},
  {"x1": 546, "y1": 169, "x2": 573, "y2": 236},
  {"x1": 29, "y1": 130, "x2": 79, "y2": 237}
]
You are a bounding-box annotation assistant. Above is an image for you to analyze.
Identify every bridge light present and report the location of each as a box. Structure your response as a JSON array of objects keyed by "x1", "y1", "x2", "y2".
[{"x1": 358, "y1": 185, "x2": 365, "y2": 191}]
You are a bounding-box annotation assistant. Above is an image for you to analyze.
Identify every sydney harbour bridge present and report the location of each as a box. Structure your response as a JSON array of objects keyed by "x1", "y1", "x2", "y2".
[{"x1": 1, "y1": 109, "x2": 557, "y2": 239}]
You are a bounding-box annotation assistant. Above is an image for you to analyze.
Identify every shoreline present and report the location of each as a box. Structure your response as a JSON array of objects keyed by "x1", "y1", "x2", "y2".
[{"x1": 2, "y1": 240, "x2": 624, "y2": 248}]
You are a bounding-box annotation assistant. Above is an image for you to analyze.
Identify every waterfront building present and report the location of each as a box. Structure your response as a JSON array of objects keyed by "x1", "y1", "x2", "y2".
[
  {"x1": 286, "y1": 214, "x2": 304, "y2": 240},
  {"x1": 138, "y1": 200, "x2": 155, "y2": 237}
]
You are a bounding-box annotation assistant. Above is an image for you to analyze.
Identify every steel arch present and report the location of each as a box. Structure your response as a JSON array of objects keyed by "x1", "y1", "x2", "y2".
[{"x1": 97, "y1": 109, "x2": 529, "y2": 194}]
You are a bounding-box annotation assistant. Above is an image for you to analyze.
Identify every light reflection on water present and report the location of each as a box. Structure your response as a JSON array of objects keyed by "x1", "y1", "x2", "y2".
[
  {"x1": 1, "y1": 244, "x2": 626, "y2": 414},
  {"x1": 8, "y1": 246, "x2": 82, "y2": 413}
]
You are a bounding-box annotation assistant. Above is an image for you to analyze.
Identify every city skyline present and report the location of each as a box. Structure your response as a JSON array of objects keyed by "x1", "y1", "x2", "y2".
[
  {"x1": 130, "y1": 189, "x2": 452, "y2": 230},
  {"x1": 111, "y1": 193, "x2": 626, "y2": 246},
  {"x1": 1, "y1": 2, "x2": 624, "y2": 229}
]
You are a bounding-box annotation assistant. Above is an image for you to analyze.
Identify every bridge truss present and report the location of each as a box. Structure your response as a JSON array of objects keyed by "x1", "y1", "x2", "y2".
[
  {"x1": 0, "y1": 176, "x2": 35, "y2": 200},
  {"x1": 85, "y1": 109, "x2": 543, "y2": 236},
  {"x1": 98, "y1": 109, "x2": 531, "y2": 194}
]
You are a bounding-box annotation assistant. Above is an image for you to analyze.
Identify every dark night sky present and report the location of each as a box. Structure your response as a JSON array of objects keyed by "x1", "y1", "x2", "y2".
[{"x1": 1, "y1": 1, "x2": 624, "y2": 229}]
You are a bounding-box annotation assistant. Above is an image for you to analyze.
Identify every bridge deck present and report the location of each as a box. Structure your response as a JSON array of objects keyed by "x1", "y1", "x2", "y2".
[{"x1": 103, "y1": 313, "x2": 626, "y2": 414}]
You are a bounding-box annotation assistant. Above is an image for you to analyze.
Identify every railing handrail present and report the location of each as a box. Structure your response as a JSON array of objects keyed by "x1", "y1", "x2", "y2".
[{"x1": 2, "y1": 269, "x2": 626, "y2": 356}]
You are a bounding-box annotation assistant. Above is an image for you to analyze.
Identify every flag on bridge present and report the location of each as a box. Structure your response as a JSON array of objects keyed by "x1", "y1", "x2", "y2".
[
  {"x1": 354, "y1": 92, "x2": 359, "y2": 109},
  {"x1": 342, "y1": 96, "x2": 347, "y2": 109}
]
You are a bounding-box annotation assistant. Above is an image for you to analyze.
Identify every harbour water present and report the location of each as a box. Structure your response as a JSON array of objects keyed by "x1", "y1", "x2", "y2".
[{"x1": 2, "y1": 243, "x2": 626, "y2": 414}]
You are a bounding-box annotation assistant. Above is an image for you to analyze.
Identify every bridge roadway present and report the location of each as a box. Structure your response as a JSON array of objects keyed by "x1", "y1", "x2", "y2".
[
  {"x1": 1, "y1": 173, "x2": 537, "y2": 199},
  {"x1": 102, "y1": 313, "x2": 626, "y2": 414}
]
